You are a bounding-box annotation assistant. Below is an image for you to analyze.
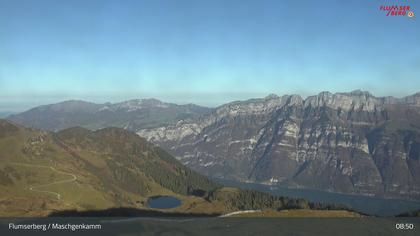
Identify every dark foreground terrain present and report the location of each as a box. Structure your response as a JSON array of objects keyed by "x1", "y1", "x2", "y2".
[{"x1": 1, "y1": 217, "x2": 420, "y2": 236}]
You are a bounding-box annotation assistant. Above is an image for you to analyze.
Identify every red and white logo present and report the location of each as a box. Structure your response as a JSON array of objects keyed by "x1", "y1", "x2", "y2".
[
  {"x1": 379, "y1": 5, "x2": 414, "y2": 17},
  {"x1": 407, "y1": 11, "x2": 415, "y2": 17}
]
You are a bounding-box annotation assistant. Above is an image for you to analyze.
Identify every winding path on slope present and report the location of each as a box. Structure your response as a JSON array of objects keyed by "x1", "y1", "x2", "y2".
[{"x1": 10, "y1": 162, "x2": 77, "y2": 200}]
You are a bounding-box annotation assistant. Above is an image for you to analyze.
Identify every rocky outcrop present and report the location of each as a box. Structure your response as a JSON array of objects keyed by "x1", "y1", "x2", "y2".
[{"x1": 138, "y1": 91, "x2": 420, "y2": 200}]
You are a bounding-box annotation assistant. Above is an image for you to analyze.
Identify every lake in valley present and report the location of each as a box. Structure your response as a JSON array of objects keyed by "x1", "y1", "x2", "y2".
[
  {"x1": 213, "y1": 178, "x2": 420, "y2": 216},
  {"x1": 147, "y1": 196, "x2": 182, "y2": 209}
]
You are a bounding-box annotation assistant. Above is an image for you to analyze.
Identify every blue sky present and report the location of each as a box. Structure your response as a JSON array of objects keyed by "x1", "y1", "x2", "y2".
[{"x1": 0, "y1": 0, "x2": 419, "y2": 111}]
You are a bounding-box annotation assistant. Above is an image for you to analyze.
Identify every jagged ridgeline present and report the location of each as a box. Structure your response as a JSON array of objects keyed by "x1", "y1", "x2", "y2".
[{"x1": 136, "y1": 91, "x2": 420, "y2": 200}]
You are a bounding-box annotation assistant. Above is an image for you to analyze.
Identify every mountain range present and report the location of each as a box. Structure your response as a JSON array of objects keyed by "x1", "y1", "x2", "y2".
[
  {"x1": 0, "y1": 119, "x2": 353, "y2": 217},
  {"x1": 8, "y1": 99, "x2": 211, "y2": 131},
  {"x1": 7, "y1": 90, "x2": 420, "y2": 201}
]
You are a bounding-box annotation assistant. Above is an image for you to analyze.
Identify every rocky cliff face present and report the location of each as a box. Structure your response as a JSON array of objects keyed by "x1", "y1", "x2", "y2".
[{"x1": 138, "y1": 91, "x2": 420, "y2": 200}]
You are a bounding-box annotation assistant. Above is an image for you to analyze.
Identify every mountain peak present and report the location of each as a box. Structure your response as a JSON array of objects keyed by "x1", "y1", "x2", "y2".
[
  {"x1": 116, "y1": 98, "x2": 169, "y2": 111},
  {"x1": 348, "y1": 89, "x2": 372, "y2": 97},
  {"x1": 37, "y1": 100, "x2": 101, "y2": 113},
  {"x1": 137, "y1": 98, "x2": 165, "y2": 104},
  {"x1": 318, "y1": 91, "x2": 333, "y2": 96},
  {"x1": 286, "y1": 94, "x2": 304, "y2": 106},
  {"x1": 264, "y1": 93, "x2": 280, "y2": 100}
]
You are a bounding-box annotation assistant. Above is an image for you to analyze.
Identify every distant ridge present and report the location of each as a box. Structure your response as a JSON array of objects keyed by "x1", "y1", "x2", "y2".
[{"x1": 8, "y1": 98, "x2": 212, "y2": 131}]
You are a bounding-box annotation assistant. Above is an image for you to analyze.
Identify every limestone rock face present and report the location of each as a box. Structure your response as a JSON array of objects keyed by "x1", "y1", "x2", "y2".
[{"x1": 138, "y1": 91, "x2": 420, "y2": 200}]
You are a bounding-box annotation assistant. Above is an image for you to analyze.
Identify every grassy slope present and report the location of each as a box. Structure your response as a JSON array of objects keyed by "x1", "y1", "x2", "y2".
[
  {"x1": 0, "y1": 123, "x2": 113, "y2": 216},
  {"x1": 0, "y1": 120, "x2": 360, "y2": 217},
  {"x1": 0, "y1": 120, "x2": 220, "y2": 216}
]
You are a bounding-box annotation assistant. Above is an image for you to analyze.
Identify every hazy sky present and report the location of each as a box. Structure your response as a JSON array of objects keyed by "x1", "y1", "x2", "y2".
[{"x1": 0, "y1": 0, "x2": 419, "y2": 111}]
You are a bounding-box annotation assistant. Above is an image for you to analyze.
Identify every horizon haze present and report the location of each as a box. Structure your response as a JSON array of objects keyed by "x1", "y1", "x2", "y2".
[{"x1": 1, "y1": 0, "x2": 419, "y2": 111}]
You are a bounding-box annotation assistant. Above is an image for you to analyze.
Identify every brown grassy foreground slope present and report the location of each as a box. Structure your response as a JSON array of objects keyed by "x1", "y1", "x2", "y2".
[{"x1": 0, "y1": 120, "x2": 359, "y2": 217}]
